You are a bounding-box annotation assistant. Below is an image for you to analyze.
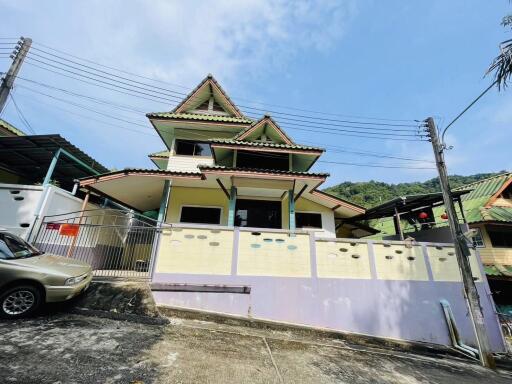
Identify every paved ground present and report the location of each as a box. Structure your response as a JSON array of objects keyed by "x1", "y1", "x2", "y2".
[{"x1": 1, "y1": 310, "x2": 511, "y2": 384}]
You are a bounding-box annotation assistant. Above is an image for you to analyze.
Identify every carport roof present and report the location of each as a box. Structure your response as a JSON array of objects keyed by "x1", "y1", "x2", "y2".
[{"x1": 0, "y1": 134, "x2": 108, "y2": 187}]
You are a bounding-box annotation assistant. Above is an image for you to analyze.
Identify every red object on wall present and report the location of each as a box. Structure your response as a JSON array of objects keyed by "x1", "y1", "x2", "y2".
[
  {"x1": 46, "y1": 223, "x2": 61, "y2": 230},
  {"x1": 59, "y1": 223, "x2": 79, "y2": 237},
  {"x1": 441, "y1": 213, "x2": 448, "y2": 220},
  {"x1": 418, "y1": 212, "x2": 429, "y2": 219}
]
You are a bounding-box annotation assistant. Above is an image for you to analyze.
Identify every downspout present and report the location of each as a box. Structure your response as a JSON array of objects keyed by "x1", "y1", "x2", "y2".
[{"x1": 440, "y1": 299, "x2": 480, "y2": 360}]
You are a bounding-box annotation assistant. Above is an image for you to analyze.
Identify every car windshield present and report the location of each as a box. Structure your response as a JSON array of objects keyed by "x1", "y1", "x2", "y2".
[{"x1": 0, "y1": 233, "x2": 43, "y2": 260}]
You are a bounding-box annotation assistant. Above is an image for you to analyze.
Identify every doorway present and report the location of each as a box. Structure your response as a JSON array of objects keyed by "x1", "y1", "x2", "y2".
[{"x1": 235, "y1": 199, "x2": 281, "y2": 229}]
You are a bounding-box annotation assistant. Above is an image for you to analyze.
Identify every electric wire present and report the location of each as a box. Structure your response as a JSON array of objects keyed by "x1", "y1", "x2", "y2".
[
  {"x1": 32, "y1": 41, "x2": 418, "y2": 123},
  {"x1": 9, "y1": 93, "x2": 36, "y2": 134}
]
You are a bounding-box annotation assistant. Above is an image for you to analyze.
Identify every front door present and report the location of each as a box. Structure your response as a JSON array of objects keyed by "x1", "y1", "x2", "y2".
[{"x1": 235, "y1": 199, "x2": 281, "y2": 229}]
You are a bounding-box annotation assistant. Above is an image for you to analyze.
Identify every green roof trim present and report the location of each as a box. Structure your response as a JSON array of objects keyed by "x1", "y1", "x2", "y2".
[
  {"x1": 146, "y1": 112, "x2": 254, "y2": 124},
  {"x1": 0, "y1": 118, "x2": 26, "y2": 137},
  {"x1": 209, "y1": 139, "x2": 324, "y2": 152},
  {"x1": 198, "y1": 165, "x2": 329, "y2": 178},
  {"x1": 484, "y1": 264, "x2": 512, "y2": 277},
  {"x1": 148, "y1": 150, "x2": 170, "y2": 158}
]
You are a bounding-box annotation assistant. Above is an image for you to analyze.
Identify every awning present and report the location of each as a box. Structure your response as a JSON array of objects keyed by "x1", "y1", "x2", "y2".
[
  {"x1": 0, "y1": 134, "x2": 108, "y2": 189},
  {"x1": 352, "y1": 190, "x2": 471, "y2": 221}
]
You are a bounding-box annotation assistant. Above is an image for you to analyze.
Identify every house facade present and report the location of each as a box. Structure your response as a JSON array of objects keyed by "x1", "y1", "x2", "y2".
[{"x1": 80, "y1": 74, "x2": 365, "y2": 235}]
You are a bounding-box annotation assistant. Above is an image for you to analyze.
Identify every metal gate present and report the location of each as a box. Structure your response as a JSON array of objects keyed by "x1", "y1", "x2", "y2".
[{"x1": 33, "y1": 209, "x2": 160, "y2": 279}]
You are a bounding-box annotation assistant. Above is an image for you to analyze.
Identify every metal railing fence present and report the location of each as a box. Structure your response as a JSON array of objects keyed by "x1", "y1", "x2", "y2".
[{"x1": 33, "y1": 209, "x2": 160, "y2": 279}]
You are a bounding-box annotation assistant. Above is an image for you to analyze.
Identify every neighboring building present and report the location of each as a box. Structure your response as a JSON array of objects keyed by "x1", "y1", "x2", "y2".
[
  {"x1": 78, "y1": 74, "x2": 365, "y2": 236},
  {"x1": 0, "y1": 118, "x2": 26, "y2": 137}
]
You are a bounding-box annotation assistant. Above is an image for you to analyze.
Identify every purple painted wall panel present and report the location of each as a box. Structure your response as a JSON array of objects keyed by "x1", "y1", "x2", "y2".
[{"x1": 153, "y1": 272, "x2": 505, "y2": 351}]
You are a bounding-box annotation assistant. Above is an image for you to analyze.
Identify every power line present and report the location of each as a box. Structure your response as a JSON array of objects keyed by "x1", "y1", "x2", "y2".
[
  {"x1": 28, "y1": 49, "x2": 420, "y2": 130},
  {"x1": 17, "y1": 74, "x2": 427, "y2": 142},
  {"x1": 9, "y1": 93, "x2": 36, "y2": 134},
  {"x1": 32, "y1": 40, "x2": 418, "y2": 123},
  {"x1": 318, "y1": 160, "x2": 435, "y2": 170}
]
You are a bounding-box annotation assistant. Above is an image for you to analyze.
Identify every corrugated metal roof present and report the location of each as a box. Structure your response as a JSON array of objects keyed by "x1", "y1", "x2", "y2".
[
  {"x1": 0, "y1": 118, "x2": 25, "y2": 137},
  {"x1": 146, "y1": 112, "x2": 253, "y2": 124},
  {"x1": 198, "y1": 165, "x2": 329, "y2": 178},
  {"x1": 456, "y1": 173, "x2": 511, "y2": 201},
  {"x1": 209, "y1": 139, "x2": 324, "y2": 152},
  {"x1": 148, "y1": 150, "x2": 170, "y2": 158}
]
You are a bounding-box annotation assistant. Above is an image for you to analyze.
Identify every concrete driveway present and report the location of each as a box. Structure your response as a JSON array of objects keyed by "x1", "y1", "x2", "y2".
[{"x1": 1, "y1": 311, "x2": 511, "y2": 384}]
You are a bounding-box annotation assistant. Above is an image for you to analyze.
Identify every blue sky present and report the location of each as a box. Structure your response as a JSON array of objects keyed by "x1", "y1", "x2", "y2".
[{"x1": 0, "y1": 0, "x2": 511, "y2": 187}]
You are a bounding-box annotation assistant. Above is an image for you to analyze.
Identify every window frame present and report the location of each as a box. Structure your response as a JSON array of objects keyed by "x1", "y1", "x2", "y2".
[
  {"x1": 486, "y1": 225, "x2": 512, "y2": 248},
  {"x1": 174, "y1": 139, "x2": 212, "y2": 157},
  {"x1": 471, "y1": 227, "x2": 485, "y2": 248},
  {"x1": 179, "y1": 205, "x2": 223, "y2": 225},
  {"x1": 295, "y1": 211, "x2": 323, "y2": 230}
]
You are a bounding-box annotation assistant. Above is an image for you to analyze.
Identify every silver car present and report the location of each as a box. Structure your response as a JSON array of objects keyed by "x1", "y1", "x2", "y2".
[{"x1": 0, "y1": 229, "x2": 92, "y2": 319}]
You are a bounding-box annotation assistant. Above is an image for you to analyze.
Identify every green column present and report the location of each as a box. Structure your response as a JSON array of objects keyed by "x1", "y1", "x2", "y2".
[
  {"x1": 158, "y1": 180, "x2": 171, "y2": 224},
  {"x1": 43, "y1": 148, "x2": 62, "y2": 186},
  {"x1": 228, "y1": 186, "x2": 237, "y2": 227},
  {"x1": 288, "y1": 190, "x2": 296, "y2": 231}
]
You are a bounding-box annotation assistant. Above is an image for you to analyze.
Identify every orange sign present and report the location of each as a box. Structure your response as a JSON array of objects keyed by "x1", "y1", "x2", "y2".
[{"x1": 59, "y1": 224, "x2": 80, "y2": 237}]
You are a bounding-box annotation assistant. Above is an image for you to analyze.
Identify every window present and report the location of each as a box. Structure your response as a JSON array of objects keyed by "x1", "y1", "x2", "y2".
[
  {"x1": 296, "y1": 213, "x2": 322, "y2": 229},
  {"x1": 235, "y1": 199, "x2": 281, "y2": 229},
  {"x1": 0, "y1": 233, "x2": 42, "y2": 260},
  {"x1": 175, "y1": 140, "x2": 212, "y2": 157},
  {"x1": 236, "y1": 151, "x2": 289, "y2": 171},
  {"x1": 487, "y1": 225, "x2": 512, "y2": 248},
  {"x1": 471, "y1": 228, "x2": 485, "y2": 248},
  {"x1": 180, "y1": 206, "x2": 221, "y2": 225}
]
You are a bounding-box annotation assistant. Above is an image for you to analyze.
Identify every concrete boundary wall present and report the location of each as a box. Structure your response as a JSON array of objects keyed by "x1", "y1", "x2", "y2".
[{"x1": 152, "y1": 225, "x2": 506, "y2": 352}]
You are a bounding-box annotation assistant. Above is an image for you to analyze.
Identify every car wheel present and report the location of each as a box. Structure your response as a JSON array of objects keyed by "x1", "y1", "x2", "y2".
[{"x1": 0, "y1": 285, "x2": 42, "y2": 319}]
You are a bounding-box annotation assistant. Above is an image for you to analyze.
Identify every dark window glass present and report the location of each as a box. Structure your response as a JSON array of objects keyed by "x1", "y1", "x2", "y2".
[
  {"x1": 0, "y1": 233, "x2": 42, "y2": 259},
  {"x1": 487, "y1": 225, "x2": 512, "y2": 248},
  {"x1": 175, "y1": 140, "x2": 212, "y2": 157},
  {"x1": 235, "y1": 199, "x2": 281, "y2": 229},
  {"x1": 296, "y1": 213, "x2": 322, "y2": 229},
  {"x1": 237, "y1": 151, "x2": 289, "y2": 171},
  {"x1": 180, "y1": 206, "x2": 221, "y2": 224}
]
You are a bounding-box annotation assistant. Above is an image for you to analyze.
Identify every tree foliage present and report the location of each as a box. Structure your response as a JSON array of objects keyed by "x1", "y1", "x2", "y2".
[
  {"x1": 324, "y1": 172, "x2": 505, "y2": 208},
  {"x1": 488, "y1": 12, "x2": 512, "y2": 89}
]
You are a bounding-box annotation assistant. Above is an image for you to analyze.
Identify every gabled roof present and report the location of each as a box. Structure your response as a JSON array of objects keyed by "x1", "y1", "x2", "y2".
[
  {"x1": 170, "y1": 74, "x2": 246, "y2": 118},
  {"x1": 234, "y1": 115, "x2": 294, "y2": 145},
  {"x1": 454, "y1": 172, "x2": 512, "y2": 224},
  {"x1": 198, "y1": 165, "x2": 328, "y2": 179},
  {"x1": 0, "y1": 118, "x2": 26, "y2": 137},
  {"x1": 146, "y1": 112, "x2": 253, "y2": 124}
]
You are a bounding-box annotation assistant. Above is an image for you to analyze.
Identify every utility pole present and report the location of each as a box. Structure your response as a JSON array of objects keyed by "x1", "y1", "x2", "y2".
[
  {"x1": 0, "y1": 37, "x2": 31, "y2": 114},
  {"x1": 426, "y1": 117, "x2": 495, "y2": 368}
]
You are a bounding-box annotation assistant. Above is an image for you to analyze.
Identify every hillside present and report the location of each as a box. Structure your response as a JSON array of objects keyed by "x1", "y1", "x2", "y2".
[{"x1": 324, "y1": 172, "x2": 506, "y2": 208}]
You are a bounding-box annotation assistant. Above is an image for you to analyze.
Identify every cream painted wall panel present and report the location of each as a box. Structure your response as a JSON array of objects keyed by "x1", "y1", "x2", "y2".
[
  {"x1": 426, "y1": 245, "x2": 483, "y2": 282},
  {"x1": 374, "y1": 244, "x2": 428, "y2": 281},
  {"x1": 167, "y1": 187, "x2": 229, "y2": 225},
  {"x1": 316, "y1": 240, "x2": 372, "y2": 279},
  {"x1": 426, "y1": 246, "x2": 460, "y2": 282},
  {"x1": 237, "y1": 231, "x2": 311, "y2": 277},
  {"x1": 166, "y1": 155, "x2": 214, "y2": 172},
  {"x1": 156, "y1": 228, "x2": 233, "y2": 275}
]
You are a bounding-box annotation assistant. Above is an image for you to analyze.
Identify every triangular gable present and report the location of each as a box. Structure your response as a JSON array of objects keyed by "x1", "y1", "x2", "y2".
[
  {"x1": 172, "y1": 74, "x2": 244, "y2": 118},
  {"x1": 235, "y1": 115, "x2": 294, "y2": 145},
  {"x1": 486, "y1": 175, "x2": 512, "y2": 208}
]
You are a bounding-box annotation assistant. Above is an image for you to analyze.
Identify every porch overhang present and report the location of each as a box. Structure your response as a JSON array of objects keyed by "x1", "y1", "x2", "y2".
[
  {"x1": 78, "y1": 169, "x2": 204, "y2": 212},
  {"x1": 199, "y1": 165, "x2": 328, "y2": 199},
  {"x1": 308, "y1": 189, "x2": 366, "y2": 218}
]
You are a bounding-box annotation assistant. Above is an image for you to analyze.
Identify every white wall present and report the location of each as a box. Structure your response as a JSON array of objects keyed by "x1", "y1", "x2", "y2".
[
  {"x1": 166, "y1": 155, "x2": 214, "y2": 172},
  {"x1": 0, "y1": 183, "x2": 96, "y2": 238}
]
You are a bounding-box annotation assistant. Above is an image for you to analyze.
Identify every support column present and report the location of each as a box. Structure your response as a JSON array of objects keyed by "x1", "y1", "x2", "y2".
[
  {"x1": 394, "y1": 206, "x2": 404, "y2": 240},
  {"x1": 158, "y1": 180, "x2": 171, "y2": 224},
  {"x1": 43, "y1": 148, "x2": 62, "y2": 186},
  {"x1": 288, "y1": 189, "x2": 296, "y2": 231},
  {"x1": 228, "y1": 186, "x2": 237, "y2": 227},
  {"x1": 66, "y1": 190, "x2": 90, "y2": 258}
]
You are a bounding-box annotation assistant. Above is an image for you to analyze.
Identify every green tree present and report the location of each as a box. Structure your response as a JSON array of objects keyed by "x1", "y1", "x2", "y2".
[{"x1": 488, "y1": 12, "x2": 512, "y2": 89}]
